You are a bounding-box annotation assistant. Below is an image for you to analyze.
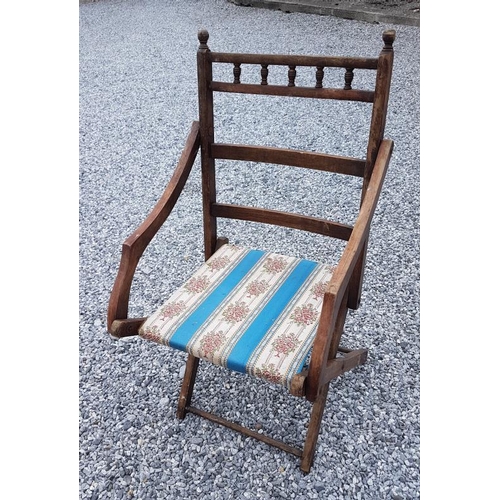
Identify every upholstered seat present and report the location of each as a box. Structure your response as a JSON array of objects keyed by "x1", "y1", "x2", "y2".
[{"x1": 139, "y1": 244, "x2": 334, "y2": 390}]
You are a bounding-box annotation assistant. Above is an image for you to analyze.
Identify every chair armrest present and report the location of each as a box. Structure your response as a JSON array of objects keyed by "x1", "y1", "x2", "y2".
[
  {"x1": 107, "y1": 121, "x2": 201, "y2": 335},
  {"x1": 305, "y1": 138, "x2": 393, "y2": 401}
]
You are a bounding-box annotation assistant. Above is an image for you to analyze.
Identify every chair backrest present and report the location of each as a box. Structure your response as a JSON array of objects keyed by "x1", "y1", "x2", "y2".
[{"x1": 196, "y1": 29, "x2": 395, "y2": 260}]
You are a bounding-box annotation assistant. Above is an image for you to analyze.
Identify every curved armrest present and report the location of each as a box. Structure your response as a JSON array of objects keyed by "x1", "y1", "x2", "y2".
[
  {"x1": 107, "y1": 121, "x2": 201, "y2": 336},
  {"x1": 305, "y1": 138, "x2": 394, "y2": 401}
]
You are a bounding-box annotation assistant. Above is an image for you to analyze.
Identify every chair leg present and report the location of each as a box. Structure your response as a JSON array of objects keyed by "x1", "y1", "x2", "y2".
[
  {"x1": 176, "y1": 354, "x2": 200, "y2": 419},
  {"x1": 300, "y1": 381, "x2": 330, "y2": 473}
]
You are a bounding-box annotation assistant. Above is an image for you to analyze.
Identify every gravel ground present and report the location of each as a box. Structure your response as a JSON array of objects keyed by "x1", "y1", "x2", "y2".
[{"x1": 79, "y1": 1, "x2": 420, "y2": 499}]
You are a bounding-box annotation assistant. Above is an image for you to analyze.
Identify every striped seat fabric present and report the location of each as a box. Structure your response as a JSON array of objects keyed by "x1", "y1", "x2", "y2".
[{"x1": 139, "y1": 244, "x2": 334, "y2": 390}]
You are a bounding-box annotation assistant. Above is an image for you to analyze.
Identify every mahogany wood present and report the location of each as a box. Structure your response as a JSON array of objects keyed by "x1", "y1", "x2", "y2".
[
  {"x1": 290, "y1": 347, "x2": 367, "y2": 398},
  {"x1": 306, "y1": 138, "x2": 393, "y2": 401},
  {"x1": 301, "y1": 382, "x2": 330, "y2": 473},
  {"x1": 315, "y1": 66, "x2": 324, "y2": 89},
  {"x1": 324, "y1": 348, "x2": 368, "y2": 381},
  {"x1": 198, "y1": 29, "x2": 218, "y2": 260},
  {"x1": 215, "y1": 236, "x2": 229, "y2": 250},
  {"x1": 347, "y1": 239, "x2": 368, "y2": 310},
  {"x1": 211, "y1": 143, "x2": 365, "y2": 177},
  {"x1": 233, "y1": 63, "x2": 241, "y2": 84},
  {"x1": 109, "y1": 318, "x2": 146, "y2": 338},
  {"x1": 328, "y1": 292, "x2": 349, "y2": 360},
  {"x1": 211, "y1": 203, "x2": 353, "y2": 241},
  {"x1": 186, "y1": 406, "x2": 303, "y2": 457},
  {"x1": 344, "y1": 68, "x2": 354, "y2": 90},
  {"x1": 210, "y1": 51, "x2": 379, "y2": 70},
  {"x1": 177, "y1": 354, "x2": 200, "y2": 419},
  {"x1": 363, "y1": 30, "x2": 395, "y2": 199},
  {"x1": 107, "y1": 121, "x2": 200, "y2": 334},
  {"x1": 211, "y1": 81, "x2": 375, "y2": 102},
  {"x1": 288, "y1": 65, "x2": 297, "y2": 87},
  {"x1": 260, "y1": 64, "x2": 268, "y2": 85}
]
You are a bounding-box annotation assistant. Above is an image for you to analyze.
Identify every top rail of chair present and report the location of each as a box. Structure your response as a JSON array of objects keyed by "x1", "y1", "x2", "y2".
[{"x1": 208, "y1": 52, "x2": 379, "y2": 70}]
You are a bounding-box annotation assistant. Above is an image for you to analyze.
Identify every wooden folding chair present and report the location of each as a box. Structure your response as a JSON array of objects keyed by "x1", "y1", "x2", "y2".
[{"x1": 107, "y1": 28, "x2": 396, "y2": 473}]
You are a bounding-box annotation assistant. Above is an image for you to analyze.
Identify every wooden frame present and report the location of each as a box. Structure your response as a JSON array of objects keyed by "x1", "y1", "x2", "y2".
[{"x1": 107, "y1": 29, "x2": 395, "y2": 473}]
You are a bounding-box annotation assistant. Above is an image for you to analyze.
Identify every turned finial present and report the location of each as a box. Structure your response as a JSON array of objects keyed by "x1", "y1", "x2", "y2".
[
  {"x1": 198, "y1": 29, "x2": 209, "y2": 50},
  {"x1": 382, "y1": 29, "x2": 396, "y2": 51}
]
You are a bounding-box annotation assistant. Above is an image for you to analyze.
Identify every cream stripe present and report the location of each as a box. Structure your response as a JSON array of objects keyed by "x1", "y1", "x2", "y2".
[
  {"x1": 246, "y1": 263, "x2": 330, "y2": 368},
  {"x1": 139, "y1": 244, "x2": 248, "y2": 343},
  {"x1": 186, "y1": 254, "x2": 300, "y2": 362}
]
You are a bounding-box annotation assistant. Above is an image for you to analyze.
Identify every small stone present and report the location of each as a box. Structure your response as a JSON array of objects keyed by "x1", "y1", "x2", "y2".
[
  {"x1": 314, "y1": 482, "x2": 325, "y2": 492},
  {"x1": 178, "y1": 364, "x2": 186, "y2": 378},
  {"x1": 391, "y1": 493, "x2": 404, "y2": 500}
]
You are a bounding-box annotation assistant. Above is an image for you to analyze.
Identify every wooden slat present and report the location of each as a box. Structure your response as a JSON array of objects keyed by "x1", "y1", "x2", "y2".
[
  {"x1": 211, "y1": 81, "x2": 375, "y2": 102},
  {"x1": 211, "y1": 203, "x2": 353, "y2": 241},
  {"x1": 290, "y1": 347, "x2": 367, "y2": 397},
  {"x1": 210, "y1": 51, "x2": 379, "y2": 70},
  {"x1": 186, "y1": 406, "x2": 303, "y2": 457},
  {"x1": 211, "y1": 143, "x2": 365, "y2": 177},
  {"x1": 323, "y1": 348, "x2": 368, "y2": 381}
]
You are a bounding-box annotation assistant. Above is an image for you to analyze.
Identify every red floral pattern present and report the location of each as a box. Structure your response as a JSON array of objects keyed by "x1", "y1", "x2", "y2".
[
  {"x1": 199, "y1": 330, "x2": 227, "y2": 360},
  {"x1": 159, "y1": 300, "x2": 186, "y2": 321},
  {"x1": 272, "y1": 332, "x2": 300, "y2": 357},
  {"x1": 254, "y1": 363, "x2": 283, "y2": 384},
  {"x1": 311, "y1": 281, "x2": 328, "y2": 300},
  {"x1": 139, "y1": 244, "x2": 335, "y2": 390},
  {"x1": 245, "y1": 279, "x2": 270, "y2": 298},
  {"x1": 206, "y1": 255, "x2": 230, "y2": 272},
  {"x1": 222, "y1": 301, "x2": 250, "y2": 323},
  {"x1": 263, "y1": 256, "x2": 287, "y2": 274},
  {"x1": 184, "y1": 275, "x2": 210, "y2": 294},
  {"x1": 290, "y1": 303, "x2": 319, "y2": 326},
  {"x1": 140, "y1": 325, "x2": 160, "y2": 342}
]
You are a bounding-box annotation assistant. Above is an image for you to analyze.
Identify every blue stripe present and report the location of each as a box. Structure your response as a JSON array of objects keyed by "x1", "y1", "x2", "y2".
[
  {"x1": 226, "y1": 259, "x2": 318, "y2": 373},
  {"x1": 295, "y1": 348, "x2": 313, "y2": 374},
  {"x1": 168, "y1": 249, "x2": 265, "y2": 351}
]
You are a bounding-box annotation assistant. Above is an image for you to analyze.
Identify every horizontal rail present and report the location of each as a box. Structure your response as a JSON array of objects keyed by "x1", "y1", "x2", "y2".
[
  {"x1": 210, "y1": 51, "x2": 379, "y2": 70},
  {"x1": 186, "y1": 406, "x2": 303, "y2": 457},
  {"x1": 211, "y1": 143, "x2": 366, "y2": 177},
  {"x1": 289, "y1": 347, "x2": 368, "y2": 397},
  {"x1": 211, "y1": 203, "x2": 353, "y2": 241},
  {"x1": 211, "y1": 81, "x2": 374, "y2": 102}
]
